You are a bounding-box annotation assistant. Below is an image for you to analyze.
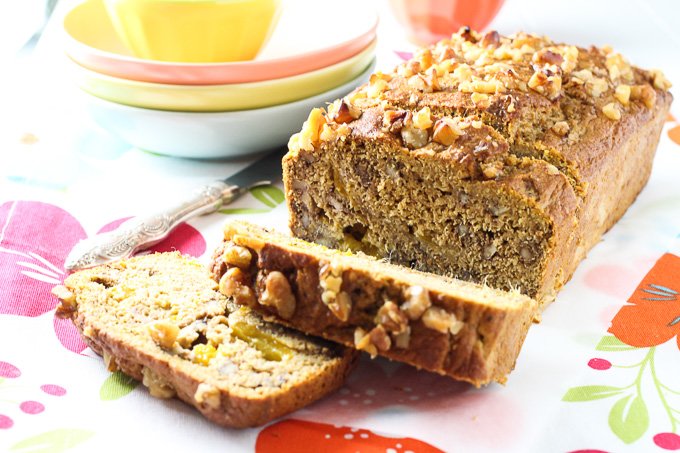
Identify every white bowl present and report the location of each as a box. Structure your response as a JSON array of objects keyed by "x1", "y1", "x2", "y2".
[{"x1": 84, "y1": 59, "x2": 375, "y2": 159}]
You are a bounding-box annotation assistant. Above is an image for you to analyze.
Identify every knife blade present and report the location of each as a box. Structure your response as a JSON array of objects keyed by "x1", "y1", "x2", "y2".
[{"x1": 64, "y1": 148, "x2": 286, "y2": 272}]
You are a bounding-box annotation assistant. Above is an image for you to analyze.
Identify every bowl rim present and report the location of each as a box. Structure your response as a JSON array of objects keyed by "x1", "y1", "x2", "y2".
[
  {"x1": 63, "y1": 0, "x2": 379, "y2": 83},
  {"x1": 84, "y1": 58, "x2": 377, "y2": 117},
  {"x1": 73, "y1": 39, "x2": 377, "y2": 90}
]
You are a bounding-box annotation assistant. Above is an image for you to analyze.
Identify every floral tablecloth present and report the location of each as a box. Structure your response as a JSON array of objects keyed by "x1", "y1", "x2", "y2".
[{"x1": 2, "y1": 0, "x2": 680, "y2": 452}]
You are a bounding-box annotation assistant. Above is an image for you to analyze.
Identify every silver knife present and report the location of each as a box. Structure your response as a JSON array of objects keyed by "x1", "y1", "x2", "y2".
[{"x1": 64, "y1": 148, "x2": 286, "y2": 272}]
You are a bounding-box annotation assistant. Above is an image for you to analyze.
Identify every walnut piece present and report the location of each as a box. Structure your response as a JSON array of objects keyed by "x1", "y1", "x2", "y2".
[
  {"x1": 630, "y1": 85, "x2": 657, "y2": 109},
  {"x1": 602, "y1": 102, "x2": 621, "y2": 121},
  {"x1": 375, "y1": 301, "x2": 408, "y2": 334},
  {"x1": 401, "y1": 286, "x2": 432, "y2": 320},
  {"x1": 354, "y1": 327, "x2": 377, "y2": 357},
  {"x1": 218, "y1": 267, "x2": 256, "y2": 307},
  {"x1": 614, "y1": 84, "x2": 631, "y2": 105},
  {"x1": 261, "y1": 271, "x2": 296, "y2": 320},
  {"x1": 421, "y1": 306, "x2": 464, "y2": 335},
  {"x1": 412, "y1": 107, "x2": 433, "y2": 130},
  {"x1": 330, "y1": 100, "x2": 361, "y2": 124},
  {"x1": 551, "y1": 121, "x2": 570, "y2": 136},
  {"x1": 52, "y1": 285, "x2": 77, "y2": 319},
  {"x1": 195, "y1": 383, "x2": 221, "y2": 410},
  {"x1": 432, "y1": 118, "x2": 465, "y2": 146},
  {"x1": 328, "y1": 291, "x2": 352, "y2": 322},
  {"x1": 223, "y1": 244, "x2": 252, "y2": 269},
  {"x1": 401, "y1": 125, "x2": 429, "y2": 149},
  {"x1": 142, "y1": 367, "x2": 176, "y2": 399},
  {"x1": 147, "y1": 320, "x2": 179, "y2": 349}
]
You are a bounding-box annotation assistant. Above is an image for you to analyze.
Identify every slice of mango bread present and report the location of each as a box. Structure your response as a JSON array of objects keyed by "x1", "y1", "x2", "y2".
[
  {"x1": 52, "y1": 252, "x2": 357, "y2": 428},
  {"x1": 210, "y1": 220, "x2": 538, "y2": 387}
]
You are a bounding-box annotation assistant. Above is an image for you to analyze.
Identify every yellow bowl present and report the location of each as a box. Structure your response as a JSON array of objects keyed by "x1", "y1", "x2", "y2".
[
  {"x1": 103, "y1": 0, "x2": 282, "y2": 62},
  {"x1": 70, "y1": 40, "x2": 376, "y2": 112}
]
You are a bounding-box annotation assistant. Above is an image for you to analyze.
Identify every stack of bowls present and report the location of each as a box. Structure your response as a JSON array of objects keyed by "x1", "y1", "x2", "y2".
[{"x1": 62, "y1": 0, "x2": 378, "y2": 158}]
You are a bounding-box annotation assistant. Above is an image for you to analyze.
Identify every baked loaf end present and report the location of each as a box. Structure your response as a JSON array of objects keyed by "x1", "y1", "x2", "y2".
[
  {"x1": 53, "y1": 252, "x2": 356, "y2": 428},
  {"x1": 211, "y1": 220, "x2": 537, "y2": 387},
  {"x1": 284, "y1": 28, "x2": 672, "y2": 305}
]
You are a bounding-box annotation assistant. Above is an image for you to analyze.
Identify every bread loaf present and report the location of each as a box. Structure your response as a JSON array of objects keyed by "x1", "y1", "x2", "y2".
[{"x1": 283, "y1": 28, "x2": 672, "y2": 305}]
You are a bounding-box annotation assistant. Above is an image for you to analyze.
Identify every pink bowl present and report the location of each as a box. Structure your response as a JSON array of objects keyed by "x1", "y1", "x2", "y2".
[{"x1": 63, "y1": 0, "x2": 378, "y2": 85}]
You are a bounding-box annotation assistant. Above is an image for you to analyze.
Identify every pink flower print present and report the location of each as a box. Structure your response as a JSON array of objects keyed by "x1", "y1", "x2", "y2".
[{"x1": 0, "y1": 201, "x2": 86, "y2": 317}]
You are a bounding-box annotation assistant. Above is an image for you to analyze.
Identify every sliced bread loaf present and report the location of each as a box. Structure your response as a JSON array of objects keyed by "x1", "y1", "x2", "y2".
[
  {"x1": 211, "y1": 221, "x2": 537, "y2": 387},
  {"x1": 53, "y1": 252, "x2": 357, "y2": 428}
]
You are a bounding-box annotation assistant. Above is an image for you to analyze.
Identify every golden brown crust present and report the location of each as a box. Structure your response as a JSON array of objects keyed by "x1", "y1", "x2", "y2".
[
  {"x1": 55, "y1": 253, "x2": 357, "y2": 428},
  {"x1": 211, "y1": 221, "x2": 537, "y2": 387}
]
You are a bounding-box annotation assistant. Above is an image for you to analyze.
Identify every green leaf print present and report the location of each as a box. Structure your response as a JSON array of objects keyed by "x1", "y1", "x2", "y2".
[
  {"x1": 250, "y1": 185, "x2": 284, "y2": 208},
  {"x1": 10, "y1": 429, "x2": 94, "y2": 453},
  {"x1": 100, "y1": 371, "x2": 138, "y2": 401},
  {"x1": 562, "y1": 385, "x2": 624, "y2": 402},
  {"x1": 608, "y1": 394, "x2": 649, "y2": 444},
  {"x1": 595, "y1": 335, "x2": 636, "y2": 352}
]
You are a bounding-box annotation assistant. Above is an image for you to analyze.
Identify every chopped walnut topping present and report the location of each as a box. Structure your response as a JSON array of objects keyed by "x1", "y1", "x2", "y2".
[
  {"x1": 412, "y1": 107, "x2": 433, "y2": 130},
  {"x1": 53, "y1": 285, "x2": 77, "y2": 319},
  {"x1": 528, "y1": 70, "x2": 562, "y2": 100},
  {"x1": 401, "y1": 125, "x2": 429, "y2": 149},
  {"x1": 630, "y1": 84, "x2": 657, "y2": 109},
  {"x1": 551, "y1": 121, "x2": 570, "y2": 136},
  {"x1": 366, "y1": 78, "x2": 389, "y2": 98},
  {"x1": 421, "y1": 306, "x2": 464, "y2": 335},
  {"x1": 602, "y1": 102, "x2": 621, "y2": 121},
  {"x1": 354, "y1": 327, "x2": 377, "y2": 356},
  {"x1": 147, "y1": 320, "x2": 179, "y2": 349},
  {"x1": 319, "y1": 260, "x2": 345, "y2": 313},
  {"x1": 614, "y1": 84, "x2": 631, "y2": 105},
  {"x1": 650, "y1": 69, "x2": 672, "y2": 90},
  {"x1": 558, "y1": 45, "x2": 579, "y2": 73},
  {"x1": 383, "y1": 110, "x2": 409, "y2": 133},
  {"x1": 416, "y1": 48, "x2": 433, "y2": 70},
  {"x1": 375, "y1": 301, "x2": 408, "y2": 334},
  {"x1": 605, "y1": 52, "x2": 633, "y2": 82},
  {"x1": 195, "y1": 383, "x2": 221, "y2": 410},
  {"x1": 401, "y1": 286, "x2": 432, "y2": 320},
  {"x1": 288, "y1": 108, "x2": 326, "y2": 152},
  {"x1": 481, "y1": 30, "x2": 500, "y2": 48},
  {"x1": 393, "y1": 326, "x2": 411, "y2": 349},
  {"x1": 223, "y1": 244, "x2": 252, "y2": 269},
  {"x1": 328, "y1": 291, "x2": 352, "y2": 322},
  {"x1": 330, "y1": 100, "x2": 361, "y2": 124},
  {"x1": 218, "y1": 267, "x2": 256, "y2": 307},
  {"x1": 532, "y1": 49, "x2": 563, "y2": 66},
  {"x1": 432, "y1": 118, "x2": 465, "y2": 146},
  {"x1": 470, "y1": 92, "x2": 490, "y2": 107},
  {"x1": 261, "y1": 271, "x2": 296, "y2": 320},
  {"x1": 587, "y1": 77, "x2": 609, "y2": 97}
]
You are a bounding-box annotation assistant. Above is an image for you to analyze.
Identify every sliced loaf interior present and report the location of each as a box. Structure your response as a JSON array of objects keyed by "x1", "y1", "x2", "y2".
[{"x1": 211, "y1": 220, "x2": 538, "y2": 386}]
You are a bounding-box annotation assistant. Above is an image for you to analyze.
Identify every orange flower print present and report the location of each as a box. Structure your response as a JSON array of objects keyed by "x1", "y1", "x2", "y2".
[{"x1": 608, "y1": 253, "x2": 680, "y2": 350}]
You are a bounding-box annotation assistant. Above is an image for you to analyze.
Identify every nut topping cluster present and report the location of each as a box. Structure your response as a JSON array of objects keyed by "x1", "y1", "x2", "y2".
[
  {"x1": 353, "y1": 285, "x2": 465, "y2": 355},
  {"x1": 288, "y1": 27, "x2": 672, "y2": 153}
]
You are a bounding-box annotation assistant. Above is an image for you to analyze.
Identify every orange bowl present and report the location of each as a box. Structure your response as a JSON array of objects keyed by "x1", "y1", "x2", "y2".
[{"x1": 389, "y1": 0, "x2": 505, "y2": 45}]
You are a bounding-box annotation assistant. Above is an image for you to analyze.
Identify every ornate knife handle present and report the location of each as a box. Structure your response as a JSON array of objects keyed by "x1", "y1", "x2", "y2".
[{"x1": 64, "y1": 181, "x2": 259, "y2": 271}]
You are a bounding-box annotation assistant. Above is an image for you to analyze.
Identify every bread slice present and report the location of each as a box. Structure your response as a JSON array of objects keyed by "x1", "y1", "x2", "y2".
[
  {"x1": 210, "y1": 220, "x2": 537, "y2": 387},
  {"x1": 53, "y1": 252, "x2": 357, "y2": 428}
]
